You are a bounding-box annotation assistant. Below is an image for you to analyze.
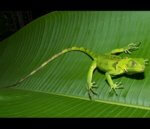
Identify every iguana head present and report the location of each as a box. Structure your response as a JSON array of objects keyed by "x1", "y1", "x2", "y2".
[{"x1": 125, "y1": 58, "x2": 148, "y2": 75}]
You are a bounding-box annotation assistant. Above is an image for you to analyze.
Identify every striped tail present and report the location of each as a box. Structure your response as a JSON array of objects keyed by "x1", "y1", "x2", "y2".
[{"x1": 5, "y1": 47, "x2": 96, "y2": 88}]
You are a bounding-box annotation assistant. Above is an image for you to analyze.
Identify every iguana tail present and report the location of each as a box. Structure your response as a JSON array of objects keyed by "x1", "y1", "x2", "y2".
[{"x1": 4, "y1": 47, "x2": 96, "y2": 88}]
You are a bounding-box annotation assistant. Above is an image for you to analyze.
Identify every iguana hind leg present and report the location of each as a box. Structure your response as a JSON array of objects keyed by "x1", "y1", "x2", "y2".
[{"x1": 87, "y1": 61, "x2": 97, "y2": 99}]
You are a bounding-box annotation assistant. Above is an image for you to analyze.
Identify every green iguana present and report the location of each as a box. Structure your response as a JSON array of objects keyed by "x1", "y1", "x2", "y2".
[{"x1": 4, "y1": 42, "x2": 149, "y2": 99}]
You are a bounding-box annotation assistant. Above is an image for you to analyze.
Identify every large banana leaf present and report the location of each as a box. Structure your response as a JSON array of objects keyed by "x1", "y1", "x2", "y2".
[{"x1": 0, "y1": 11, "x2": 150, "y2": 117}]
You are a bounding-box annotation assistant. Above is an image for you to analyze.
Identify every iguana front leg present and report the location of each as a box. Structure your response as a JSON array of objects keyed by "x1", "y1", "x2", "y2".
[
  {"x1": 105, "y1": 72, "x2": 123, "y2": 95},
  {"x1": 87, "y1": 61, "x2": 97, "y2": 99},
  {"x1": 110, "y1": 42, "x2": 141, "y2": 55}
]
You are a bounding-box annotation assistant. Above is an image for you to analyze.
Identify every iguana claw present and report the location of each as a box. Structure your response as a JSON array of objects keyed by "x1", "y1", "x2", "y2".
[
  {"x1": 124, "y1": 42, "x2": 141, "y2": 54},
  {"x1": 87, "y1": 82, "x2": 98, "y2": 100},
  {"x1": 109, "y1": 81, "x2": 124, "y2": 95}
]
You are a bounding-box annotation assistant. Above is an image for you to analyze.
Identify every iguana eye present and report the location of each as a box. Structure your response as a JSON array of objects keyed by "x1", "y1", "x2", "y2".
[
  {"x1": 127, "y1": 60, "x2": 137, "y2": 67},
  {"x1": 130, "y1": 60, "x2": 137, "y2": 66}
]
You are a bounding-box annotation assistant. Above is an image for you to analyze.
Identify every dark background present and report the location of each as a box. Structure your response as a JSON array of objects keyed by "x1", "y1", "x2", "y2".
[
  {"x1": 0, "y1": 0, "x2": 149, "y2": 42},
  {"x1": 0, "y1": 10, "x2": 53, "y2": 41}
]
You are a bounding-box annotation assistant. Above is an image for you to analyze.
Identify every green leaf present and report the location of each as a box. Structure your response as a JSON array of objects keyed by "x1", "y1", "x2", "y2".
[{"x1": 0, "y1": 11, "x2": 150, "y2": 117}]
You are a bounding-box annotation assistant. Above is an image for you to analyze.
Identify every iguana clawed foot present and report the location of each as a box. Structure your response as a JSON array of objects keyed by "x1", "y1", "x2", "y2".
[
  {"x1": 87, "y1": 81, "x2": 124, "y2": 98},
  {"x1": 87, "y1": 81, "x2": 98, "y2": 100},
  {"x1": 124, "y1": 42, "x2": 141, "y2": 54},
  {"x1": 109, "y1": 81, "x2": 124, "y2": 95}
]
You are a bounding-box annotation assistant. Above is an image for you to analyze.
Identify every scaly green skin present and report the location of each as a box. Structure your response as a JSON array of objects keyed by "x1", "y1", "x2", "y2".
[
  {"x1": 4, "y1": 42, "x2": 149, "y2": 99},
  {"x1": 87, "y1": 42, "x2": 148, "y2": 98}
]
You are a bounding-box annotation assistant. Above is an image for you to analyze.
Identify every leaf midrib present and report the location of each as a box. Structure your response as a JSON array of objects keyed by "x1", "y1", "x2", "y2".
[{"x1": 12, "y1": 87, "x2": 150, "y2": 111}]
